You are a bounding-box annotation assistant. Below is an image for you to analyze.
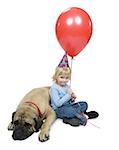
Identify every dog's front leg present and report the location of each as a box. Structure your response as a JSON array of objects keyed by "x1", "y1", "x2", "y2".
[
  {"x1": 8, "y1": 112, "x2": 16, "y2": 130},
  {"x1": 8, "y1": 122, "x2": 14, "y2": 130},
  {"x1": 39, "y1": 108, "x2": 56, "y2": 142}
]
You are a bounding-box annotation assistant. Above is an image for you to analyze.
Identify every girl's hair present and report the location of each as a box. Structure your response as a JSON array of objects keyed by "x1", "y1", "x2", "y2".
[{"x1": 52, "y1": 67, "x2": 71, "y2": 81}]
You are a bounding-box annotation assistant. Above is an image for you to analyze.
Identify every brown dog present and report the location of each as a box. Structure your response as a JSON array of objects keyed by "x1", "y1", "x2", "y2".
[{"x1": 8, "y1": 87, "x2": 56, "y2": 142}]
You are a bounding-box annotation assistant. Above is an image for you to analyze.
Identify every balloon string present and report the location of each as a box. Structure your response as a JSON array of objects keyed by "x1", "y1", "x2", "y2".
[
  {"x1": 88, "y1": 121, "x2": 101, "y2": 129},
  {"x1": 70, "y1": 57, "x2": 73, "y2": 87},
  {"x1": 68, "y1": 56, "x2": 100, "y2": 129}
]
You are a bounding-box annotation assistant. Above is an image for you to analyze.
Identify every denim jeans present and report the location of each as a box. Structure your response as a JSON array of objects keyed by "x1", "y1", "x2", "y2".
[{"x1": 55, "y1": 101, "x2": 88, "y2": 119}]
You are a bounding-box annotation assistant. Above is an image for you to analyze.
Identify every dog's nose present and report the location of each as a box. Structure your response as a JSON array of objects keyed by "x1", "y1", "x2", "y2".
[
  {"x1": 12, "y1": 133, "x2": 19, "y2": 140},
  {"x1": 12, "y1": 128, "x2": 26, "y2": 140},
  {"x1": 12, "y1": 132, "x2": 27, "y2": 140},
  {"x1": 12, "y1": 131, "x2": 23, "y2": 140},
  {"x1": 12, "y1": 133, "x2": 20, "y2": 140}
]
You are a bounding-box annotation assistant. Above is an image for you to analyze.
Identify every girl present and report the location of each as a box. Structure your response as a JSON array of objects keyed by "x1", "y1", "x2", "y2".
[{"x1": 49, "y1": 54, "x2": 98, "y2": 126}]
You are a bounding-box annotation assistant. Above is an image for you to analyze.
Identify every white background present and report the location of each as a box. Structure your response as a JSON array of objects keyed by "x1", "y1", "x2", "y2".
[{"x1": 0, "y1": 0, "x2": 119, "y2": 149}]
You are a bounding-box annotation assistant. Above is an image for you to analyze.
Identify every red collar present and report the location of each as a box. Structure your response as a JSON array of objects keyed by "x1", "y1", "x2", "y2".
[{"x1": 25, "y1": 101, "x2": 43, "y2": 118}]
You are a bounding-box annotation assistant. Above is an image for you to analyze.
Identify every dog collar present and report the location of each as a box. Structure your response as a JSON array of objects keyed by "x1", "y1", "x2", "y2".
[{"x1": 25, "y1": 101, "x2": 43, "y2": 118}]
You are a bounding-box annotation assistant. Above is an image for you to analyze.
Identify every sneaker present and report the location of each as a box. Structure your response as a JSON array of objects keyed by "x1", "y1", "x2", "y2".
[
  {"x1": 84, "y1": 111, "x2": 99, "y2": 119},
  {"x1": 63, "y1": 117, "x2": 80, "y2": 127}
]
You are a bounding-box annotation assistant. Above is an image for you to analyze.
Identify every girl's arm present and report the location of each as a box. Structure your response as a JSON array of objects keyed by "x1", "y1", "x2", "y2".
[{"x1": 50, "y1": 88, "x2": 71, "y2": 108}]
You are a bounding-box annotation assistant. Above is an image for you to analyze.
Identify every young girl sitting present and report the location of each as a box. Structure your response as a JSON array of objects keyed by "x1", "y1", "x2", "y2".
[{"x1": 49, "y1": 54, "x2": 99, "y2": 126}]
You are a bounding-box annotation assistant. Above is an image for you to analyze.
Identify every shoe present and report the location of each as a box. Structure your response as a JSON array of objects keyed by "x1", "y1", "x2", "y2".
[
  {"x1": 63, "y1": 117, "x2": 80, "y2": 127},
  {"x1": 84, "y1": 111, "x2": 99, "y2": 119}
]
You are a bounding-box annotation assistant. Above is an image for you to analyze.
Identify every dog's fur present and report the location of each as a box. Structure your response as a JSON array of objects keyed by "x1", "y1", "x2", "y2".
[{"x1": 8, "y1": 87, "x2": 56, "y2": 142}]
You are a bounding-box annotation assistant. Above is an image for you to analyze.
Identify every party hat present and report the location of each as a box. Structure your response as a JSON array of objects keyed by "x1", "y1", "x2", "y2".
[{"x1": 58, "y1": 54, "x2": 69, "y2": 68}]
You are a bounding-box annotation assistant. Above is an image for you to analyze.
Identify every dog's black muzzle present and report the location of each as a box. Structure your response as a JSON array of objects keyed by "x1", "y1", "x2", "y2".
[{"x1": 12, "y1": 123, "x2": 33, "y2": 140}]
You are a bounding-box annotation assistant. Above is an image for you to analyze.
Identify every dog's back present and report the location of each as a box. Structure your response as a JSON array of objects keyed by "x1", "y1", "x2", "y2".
[{"x1": 17, "y1": 87, "x2": 51, "y2": 114}]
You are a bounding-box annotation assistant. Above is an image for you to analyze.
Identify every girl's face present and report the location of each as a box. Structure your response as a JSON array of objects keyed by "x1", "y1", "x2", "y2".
[{"x1": 56, "y1": 74, "x2": 70, "y2": 86}]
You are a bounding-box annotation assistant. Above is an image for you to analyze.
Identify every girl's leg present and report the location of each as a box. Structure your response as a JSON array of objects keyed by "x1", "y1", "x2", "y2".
[
  {"x1": 71, "y1": 101, "x2": 88, "y2": 125},
  {"x1": 78, "y1": 101, "x2": 88, "y2": 112},
  {"x1": 71, "y1": 101, "x2": 88, "y2": 113},
  {"x1": 55, "y1": 102, "x2": 88, "y2": 126},
  {"x1": 75, "y1": 101, "x2": 99, "y2": 119},
  {"x1": 55, "y1": 104, "x2": 79, "y2": 119}
]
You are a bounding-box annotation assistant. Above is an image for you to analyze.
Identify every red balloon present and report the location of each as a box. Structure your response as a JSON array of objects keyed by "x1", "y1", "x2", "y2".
[{"x1": 55, "y1": 7, "x2": 93, "y2": 57}]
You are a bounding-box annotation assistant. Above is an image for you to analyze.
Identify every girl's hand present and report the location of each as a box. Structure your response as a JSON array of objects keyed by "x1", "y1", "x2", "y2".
[
  {"x1": 68, "y1": 88, "x2": 73, "y2": 95},
  {"x1": 71, "y1": 93, "x2": 77, "y2": 99}
]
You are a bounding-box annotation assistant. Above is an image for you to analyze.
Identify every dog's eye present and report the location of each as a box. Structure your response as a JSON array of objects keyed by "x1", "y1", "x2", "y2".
[
  {"x1": 14, "y1": 120, "x2": 19, "y2": 125},
  {"x1": 24, "y1": 122, "x2": 32, "y2": 127}
]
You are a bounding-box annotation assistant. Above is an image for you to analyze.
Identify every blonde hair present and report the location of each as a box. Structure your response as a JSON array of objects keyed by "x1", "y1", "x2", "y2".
[{"x1": 52, "y1": 67, "x2": 71, "y2": 81}]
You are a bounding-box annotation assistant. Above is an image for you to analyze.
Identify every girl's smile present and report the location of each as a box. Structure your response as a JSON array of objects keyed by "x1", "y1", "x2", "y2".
[{"x1": 56, "y1": 75, "x2": 70, "y2": 86}]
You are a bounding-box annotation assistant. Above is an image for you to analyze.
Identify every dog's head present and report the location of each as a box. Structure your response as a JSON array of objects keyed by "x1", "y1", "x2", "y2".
[{"x1": 12, "y1": 109, "x2": 43, "y2": 140}]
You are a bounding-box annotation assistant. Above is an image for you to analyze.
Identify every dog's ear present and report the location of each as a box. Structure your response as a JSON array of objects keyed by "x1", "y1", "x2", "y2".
[
  {"x1": 11, "y1": 112, "x2": 16, "y2": 123},
  {"x1": 34, "y1": 118, "x2": 43, "y2": 132}
]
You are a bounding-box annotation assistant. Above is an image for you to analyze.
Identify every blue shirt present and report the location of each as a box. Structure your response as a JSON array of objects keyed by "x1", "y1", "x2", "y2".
[{"x1": 49, "y1": 83, "x2": 71, "y2": 110}]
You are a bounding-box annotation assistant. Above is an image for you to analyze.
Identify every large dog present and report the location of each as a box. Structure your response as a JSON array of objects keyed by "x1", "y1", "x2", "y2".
[{"x1": 8, "y1": 87, "x2": 56, "y2": 142}]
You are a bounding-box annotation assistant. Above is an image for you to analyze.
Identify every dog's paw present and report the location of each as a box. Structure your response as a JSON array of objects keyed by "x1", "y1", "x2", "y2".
[
  {"x1": 8, "y1": 122, "x2": 14, "y2": 130},
  {"x1": 38, "y1": 130, "x2": 49, "y2": 142}
]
